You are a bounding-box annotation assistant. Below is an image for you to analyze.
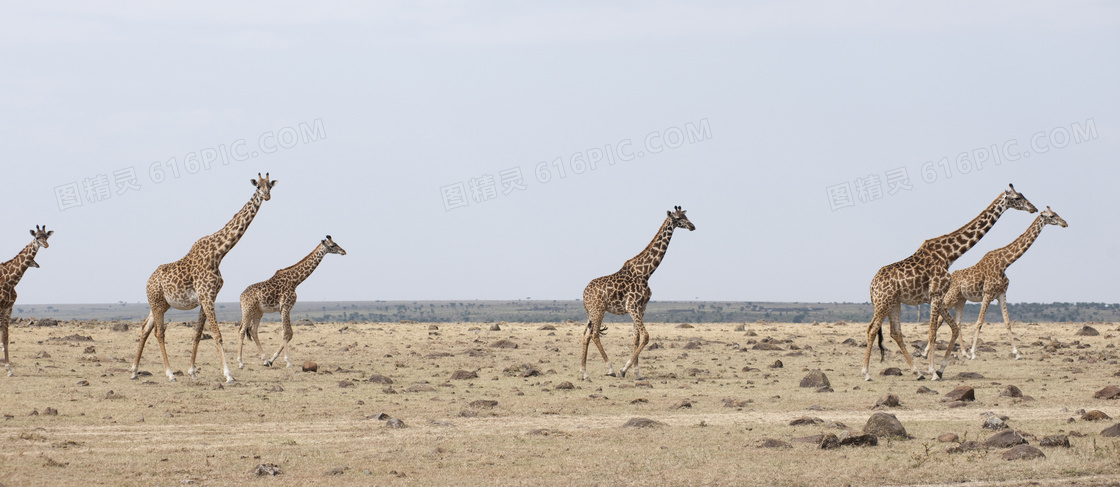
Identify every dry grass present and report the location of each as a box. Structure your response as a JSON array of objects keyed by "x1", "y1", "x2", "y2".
[{"x1": 2, "y1": 319, "x2": 1120, "y2": 486}]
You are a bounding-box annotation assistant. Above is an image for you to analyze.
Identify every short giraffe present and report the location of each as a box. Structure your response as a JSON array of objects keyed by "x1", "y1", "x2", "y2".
[
  {"x1": 0, "y1": 226, "x2": 52, "y2": 377},
  {"x1": 929, "y1": 206, "x2": 1067, "y2": 360},
  {"x1": 862, "y1": 184, "x2": 1036, "y2": 381},
  {"x1": 238, "y1": 235, "x2": 346, "y2": 369},
  {"x1": 581, "y1": 206, "x2": 695, "y2": 381},
  {"x1": 131, "y1": 174, "x2": 276, "y2": 383}
]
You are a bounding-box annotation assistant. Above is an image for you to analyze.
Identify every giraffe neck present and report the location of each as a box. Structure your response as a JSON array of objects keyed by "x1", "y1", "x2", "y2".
[
  {"x1": 922, "y1": 193, "x2": 1007, "y2": 266},
  {"x1": 990, "y1": 215, "x2": 1046, "y2": 271},
  {"x1": 623, "y1": 217, "x2": 676, "y2": 280},
  {"x1": 3, "y1": 241, "x2": 40, "y2": 284},
  {"x1": 274, "y1": 244, "x2": 328, "y2": 286},
  {"x1": 213, "y1": 191, "x2": 265, "y2": 259}
]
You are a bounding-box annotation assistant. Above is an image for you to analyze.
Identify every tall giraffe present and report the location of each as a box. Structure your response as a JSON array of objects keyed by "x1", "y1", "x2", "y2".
[
  {"x1": 131, "y1": 174, "x2": 276, "y2": 383},
  {"x1": 237, "y1": 235, "x2": 347, "y2": 369},
  {"x1": 0, "y1": 226, "x2": 52, "y2": 377},
  {"x1": 581, "y1": 206, "x2": 695, "y2": 381},
  {"x1": 930, "y1": 206, "x2": 1067, "y2": 360},
  {"x1": 861, "y1": 184, "x2": 1036, "y2": 381}
]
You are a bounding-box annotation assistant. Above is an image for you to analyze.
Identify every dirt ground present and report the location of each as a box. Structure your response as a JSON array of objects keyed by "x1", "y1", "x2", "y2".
[{"x1": 1, "y1": 319, "x2": 1119, "y2": 486}]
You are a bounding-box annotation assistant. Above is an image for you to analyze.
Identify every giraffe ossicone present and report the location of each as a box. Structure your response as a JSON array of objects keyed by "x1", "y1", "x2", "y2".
[{"x1": 581, "y1": 206, "x2": 695, "y2": 382}]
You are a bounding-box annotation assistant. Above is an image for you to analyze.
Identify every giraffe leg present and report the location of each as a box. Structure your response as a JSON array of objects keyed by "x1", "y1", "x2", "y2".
[
  {"x1": 2, "y1": 309, "x2": 11, "y2": 377},
  {"x1": 929, "y1": 295, "x2": 960, "y2": 380},
  {"x1": 998, "y1": 293, "x2": 1020, "y2": 359},
  {"x1": 619, "y1": 307, "x2": 649, "y2": 380},
  {"x1": 237, "y1": 307, "x2": 250, "y2": 369},
  {"x1": 131, "y1": 312, "x2": 156, "y2": 380},
  {"x1": 968, "y1": 299, "x2": 990, "y2": 360},
  {"x1": 922, "y1": 306, "x2": 939, "y2": 359},
  {"x1": 861, "y1": 308, "x2": 888, "y2": 381},
  {"x1": 201, "y1": 300, "x2": 234, "y2": 383},
  {"x1": 151, "y1": 310, "x2": 176, "y2": 382},
  {"x1": 188, "y1": 308, "x2": 206, "y2": 379},
  {"x1": 267, "y1": 305, "x2": 294, "y2": 368},
  {"x1": 580, "y1": 309, "x2": 612, "y2": 381},
  {"x1": 887, "y1": 309, "x2": 920, "y2": 378}
]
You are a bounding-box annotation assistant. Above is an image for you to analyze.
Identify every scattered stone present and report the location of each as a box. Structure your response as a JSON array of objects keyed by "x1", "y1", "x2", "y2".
[
  {"x1": 622, "y1": 417, "x2": 663, "y2": 428},
  {"x1": 489, "y1": 323, "x2": 501, "y2": 331},
  {"x1": 35, "y1": 351, "x2": 50, "y2": 359},
  {"x1": 1002, "y1": 444, "x2": 1045, "y2": 461},
  {"x1": 819, "y1": 433, "x2": 840, "y2": 450},
  {"x1": 799, "y1": 370, "x2": 830, "y2": 388},
  {"x1": 47, "y1": 334, "x2": 92, "y2": 342},
  {"x1": 1093, "y1": 385, "x2": 1120, "y2": 400},
  {"x1": 450, "y1": 370, "x2": 477, "y2": 380},
  {"x1": 1082, "y1": 410, "x2": 1111, "y2": 421},
  {"x1": 880, "y1": 367, "x2": 902, "y2": 376},
  {"x1": 35, "y1": 318, "x2": 59, "y2": 327},
  {"x1": 1000, "y1": 385, "x2": 1023, "y2": 398},
  {"x1": 489, "y1": 339, "x2": 518, "y2": 349},
  {"x1": 682, "y1": 341, "x2": 701, "y2": 350},
  {"x1": 325, "y1": 466, "x2": 347, "y2": 476},
  {"x1": 368, "y1": 374, "x2": 393, "y2": 385},
  {"x1": 864, "y1": 412, "x2": 907, "y2": 439},
  {"x1": 630, "y1": 398, "x2": 648, "y2": 404},
  {"x1": 839, "y1": 433, "x2": 878, "y2": 447},
  {"x1": 1100, "y1": 424, "x2": 1120, "y2": 437},
  {"x1": 841, "y1": 338, "x2": 858, "y2": 346},
  {"x1": 722, "y1": 399, "x2": 750, "y2": 408},
  {"x1": 984, "y1": 430, "x2": 1026, "y2": 448},
  {"x1": 946, "y1": 440, "x2": 983, "y2": 454},
  {"x1": 733, "y1": 324, "x2": 746, "y2": 332},
  {"x1": 955, "y1": 372, "x2": 984, "y2": 379},
  {"x1": 555, "y1": 381, "x2": 574, "y2": 390},
  {"x1": 338, "y1": 380, "x2": 354, "y2": 388},
  {"x1": 942, "y1": 386, "x2": 975, "y2": 402},
  {"x1": 874, "y1": 394, "x2": 900, "y2": 408},
  {"x1": 671, "y1": 399, "x2": 693, "y2": 409},
  {"x1": 768, "y1": 360, "x2": 783, "y2": 369},
  {"x1": 250, "y1": 464, "x2": 281, "y2": 476},
  {"x1": 916, "y1": 386, "x2": 939, "y2": 395},
  {"x1": 43, "y1": 407, "x2": 58, "y2": 416},
  {"x1": 938, "y1": 433, "x2": 959, "y2": 443},
  {"x1": 458, "y1": 410, "x2": 478, "y2": 418},
  {"x1": 1040, "y1": 435, "x2": 1070, "y2": 447},
  {"x1": 983, "y1": 416, "x2": 1008, "y2": 430},
  {"x1": 789, "y1": 416, "x2": 824, "y2": 426},
  {"x1": 753, "y1": 342, "x2": 783, "y2": 351},
  {"x1": 1075, "y1": 325, "x2": 1100, "y2": 336},
  {"x1": 76, "y1": 380, "x2": 89, "y2": 387},
  {"x1": 470, "y1": 400, "x2": 498, "y2": 409},
  {"x1": 503, "y1": 363, "x2": 541, "y2": 377},
  {"x1": 758, "y1": 438, "x2": 791, "y2": 448},
  {"x1": 302, "y1": 361, "x2": 318, "y2": 373},
  {"x1": 538, "y1": 324, "x2": 556, "y2": 331},
  {"x1": 676, "y1": 323, "x2": 694, "y2": 329},
  {"x1": 385, "y1": 418, "x2": 405, "y2": 429}
]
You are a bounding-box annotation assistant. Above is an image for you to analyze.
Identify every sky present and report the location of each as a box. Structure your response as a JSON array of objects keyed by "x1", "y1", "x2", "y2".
[{"x1": 0, "y1": 1, "x2": 1117, "y2": 305}]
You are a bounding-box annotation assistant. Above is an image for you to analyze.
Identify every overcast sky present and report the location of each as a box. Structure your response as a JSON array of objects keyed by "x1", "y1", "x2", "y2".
[{"x1": 1, "y1": 2, "x2": 1116, "y2": 305}]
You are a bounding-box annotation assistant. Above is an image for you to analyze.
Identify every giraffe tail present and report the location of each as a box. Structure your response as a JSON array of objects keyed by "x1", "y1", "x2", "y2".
[
  {"x1": 584, "y1": 320, "x2": 607, "y2": 336},
  {"x1": 876, "y1": 326, "x2": 886, "y2": 362}
]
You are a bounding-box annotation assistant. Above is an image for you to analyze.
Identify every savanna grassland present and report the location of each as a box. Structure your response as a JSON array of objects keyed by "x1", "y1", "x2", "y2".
[{"x1": 2, "y1": 318, "x2": 1120, "y2": 486}]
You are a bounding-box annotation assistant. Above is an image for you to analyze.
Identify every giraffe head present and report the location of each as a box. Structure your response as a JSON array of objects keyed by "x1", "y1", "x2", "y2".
[
  {"x1": 251, "y1": 172, "x2": 278, "y2": 201},
  {"x1": 1002, "y1": 184, "x2": 1037, "y2": 214},
  {"x1": 29, "y1": 225, "x2": 53, "y2": 249},
  {"x1": 1039, "y1": 206, "x2": 1068, "y2": 228},
  {"x1": 667, "y1": 206, "x2": 696, "y2": 231},
  {"x1": 322, "y1": 235, "x2": 347, "y2": 256}
]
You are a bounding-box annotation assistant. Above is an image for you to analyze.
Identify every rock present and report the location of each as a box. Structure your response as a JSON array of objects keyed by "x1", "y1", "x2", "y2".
[
  {"x1": 946, "y1": 440, "x2": 983, "y2": 454},
  {"x1": 76, "y1": 380, "x2": 89, "y2": 387},
  {"x1": 671, "y1": 400, "x2": 692, "y2": 409},
  {"x1": 555, "y1": 381, "x2": 574, "y2": 390},
  {"x1": 489, "y1": 323, "x2": 501, "y2": 331},
  {"x1": 790, "y1": 416, "x2": 824, "y2": 426},
  {"x1": 723, "y1": 399, "x2": 750, "y2": 408},
  {"x1": 758, "y1": 438, "x2": 792, "y2": 448},
  {"x1": 942, "y1": 386, "x2": 975, "y2": 402},
  {"x1": 489, "y1": 339, "x2": 518, "y2": 349},
  {"x1": 538, "y1": 324, "x2": 556, "y2": 331},
  {"x1": 43, "y1": 407, "x2": 59, "y2": 416},
  {"x1": 1000, "y1": 385, "x2": 1023, "y2": 398},
  {"x1": 338, "y1": 380, "x2": 354, "y2": 388},
  {"x1": 250, "y1": 464, "x2": 281, "y2": 476},
  {"x1": 458, "y1": 410, "x2": 478, "y2": 418},
  {"x1": 839, "y1": 433, "x2": 878, "y2": 447},
  {"x1": 1002, "y1": 445, "x2": 1045, "y2": 461},
  {"x1": 864, "y1": 412, "x2": 907, "y2": 439},
  {"x1": 36, "y1": 318, "x2": 59, "y2": 327},
  {"x1": 503, "y1": 363, "x2": 541, "y2": 377},
  {"x1": 916, "y1": 386, "x2": 939, "y2": 395},
  {"x1": 1093, "y1": 385, "x2": 1120, "y2": 400},
  {"x1": 450, "y1": 370, "x2": 478, "y2": 380},
  {"x1": 325, "y1": 466, "x2": 347, "y2": 475},
  {"x1": 819, "y1": 433, "x2": 840, "y2": 450},
  {"x1": 874, "y1": 394, "x2": 901, "y2": 408},
  {"x1": 799, "y1": 370, "x2": 830, "y2": 388},
  {"x1": 841, "y1": 338, "x2": 858, "y2": 346},
  {"x1": 1075, "y1": 325, "x2": 1100, "y2": 336},
  {"x1": 368, "y1": 374, "x2": 393, "y2": 385},
  {"x1": 955, "y1": 372, "x2": 984, "y2": 379},
  {"x1": 938, "y1": 433, "x2": 959, "y2": 443},
  {"x1": 1083, "y1": 410, "x2": 1111, "y2": 421},
  {"x1": 622, "y1": 417, "x2": 663, "y2": 428},
  {"x1": 983, "y1": 416, "x2": 1008, "y2": 430},
  {"x1": 752, "y1": 342, "x2": 783, "y2": 351},
  {"x1": 676, "y1": 323, "x2": 694, "y2": 329},
  {"x1": 1039, "y1": 435, "x2": 1070, "y2": 447},
  {"x1": 385, "y1": 418, "x2": 405, "y2": 429},
  {"x1": 682, "y1": 341, "x2": 701, "y2": 350},
  {"x1": 768, "y1": 360, "x2": 783, "y2": 369},
  {"x1": 469, "y1": 400, "x2": 498, "y2": 409},
  {"x1": 984, "y1": 430, "x2": 1026, "y2": 448},
  {"x1": 1100, "y1": 424, "x2": 1120, "y2": 437},
  {"x1": 302, "y1": 361, "x2": 318, "y2": 372},
  {"x1": 880, "y1": 367, "x2": 903, "y2": 376},
  {"x1": 111, "y1": 322, "x2": 129, "y2": 332}
]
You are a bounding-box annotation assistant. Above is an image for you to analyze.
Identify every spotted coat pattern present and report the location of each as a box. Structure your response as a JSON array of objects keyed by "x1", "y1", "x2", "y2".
[{"x1": 0, "y1": 226, "x2": 52, "y2": 377}]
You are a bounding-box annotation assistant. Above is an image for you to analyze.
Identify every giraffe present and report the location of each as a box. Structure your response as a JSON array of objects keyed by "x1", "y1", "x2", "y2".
[
  {"x1": 861, "y1": 184, "x2": 1036, "y2": 381},
  {"x1": 928, "y1": 206, "x2": 1067, "y2": 360},
  {"x1": 581, "y1": 206, "x2": 695, "y2": 381},
  {"x1": 0, "y1": 226, "x2": 52, "y2": 377},
  {"x1": 131, "y1": 174, "x2": 276, "y2": 383},
  {"x1": 237, "y1": 235, "x2": 347, "y2": 369}
]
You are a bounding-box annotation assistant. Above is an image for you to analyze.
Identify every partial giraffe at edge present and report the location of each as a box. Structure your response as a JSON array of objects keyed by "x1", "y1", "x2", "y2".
[
  {"x1": 238, "y1": 235, "x2": 347, "y2": 369},
  {"x1": 581, "y1": 206, "x2": 696, "y2": 382},
  {"x1": 862, "y1": 184, "x2": 1036, "y2": 381},
  {"x1": 131, "y1": 173, "x2": 276, "y2": 383},
  {"x1": 0, "y1": 226, "x2": 53, "y2": 377}
]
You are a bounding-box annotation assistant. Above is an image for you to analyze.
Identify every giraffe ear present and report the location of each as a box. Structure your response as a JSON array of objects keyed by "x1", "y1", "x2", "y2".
[
  {"x1": 251, "y1": 178, "x2": 258, "y2": 186},
  {"x1": 667, "y1": 210, "x2": 673, "y2": 218},
  {"x1": 268, "y1": 179, "x2": 278, "y2": 188},
  {"x1": 46, "y1": 230, "x2": 54, "y2": 238},
  {"x1": 29, "y1": 229, "x2": 35, "y2": 237}
]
